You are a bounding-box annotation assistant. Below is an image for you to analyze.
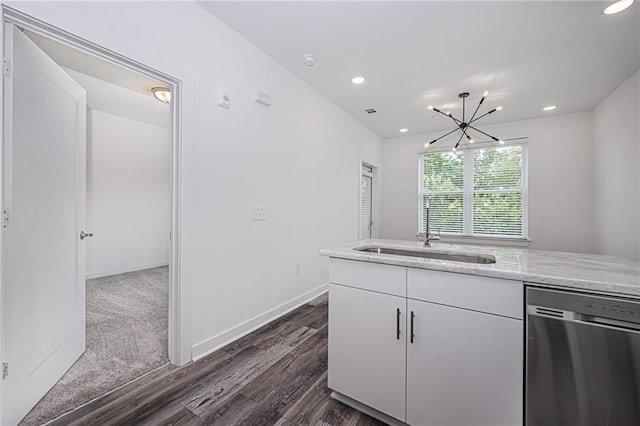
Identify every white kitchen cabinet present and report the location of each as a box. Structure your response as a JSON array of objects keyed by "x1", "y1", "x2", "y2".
[
  {"x1": 328, "y1": 283, "x2": 407, "y2": 422},
  {"x1": 327, "y1": 258, "x2": 523, "y2": 426},
  {"x1": 406, "y1": 298, "x2": 523, "y2": 425}
]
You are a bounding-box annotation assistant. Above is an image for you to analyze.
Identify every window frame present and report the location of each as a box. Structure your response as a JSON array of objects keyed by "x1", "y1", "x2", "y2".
[{"x1": 418, "y1": 139, "x2": 529, "y2": 243}]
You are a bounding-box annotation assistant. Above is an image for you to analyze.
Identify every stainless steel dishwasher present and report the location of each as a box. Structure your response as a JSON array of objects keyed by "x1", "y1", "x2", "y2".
[{"x1": 526, "y1": 287, "x2": 640, "y2": 426}]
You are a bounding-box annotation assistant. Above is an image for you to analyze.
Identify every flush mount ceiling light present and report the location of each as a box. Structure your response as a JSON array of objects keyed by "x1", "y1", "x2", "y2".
[
  {"x1": 151, "y1": 87, "x2": 171, "y2": 103},
  {"x1": 604, "y1": 0, "x2": 634, "y2": 14},
  {"x1": 426, "y1": 91, "x2": 503, "y2": 151},
  {"x1": 352, "y1": 76, "x2": 365, "y2": 85},
  {"x1": 543, "y1": 105, "x2": 557, "y2": 111}
]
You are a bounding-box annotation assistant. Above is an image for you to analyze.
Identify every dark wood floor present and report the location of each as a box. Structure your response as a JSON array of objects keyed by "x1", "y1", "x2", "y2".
[{"x1": 50, "y1": 293, "x2": 385, "y2": 426}]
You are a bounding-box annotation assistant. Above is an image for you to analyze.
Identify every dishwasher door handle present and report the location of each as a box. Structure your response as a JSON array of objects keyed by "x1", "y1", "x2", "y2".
[{"x1": 528, "y1": 305, "x2": 640, "y2": 335}]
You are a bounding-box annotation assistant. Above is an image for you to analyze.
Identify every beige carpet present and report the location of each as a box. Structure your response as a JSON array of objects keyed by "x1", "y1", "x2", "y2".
[{"x1": 20, "y1": 267, "x2": 169, "y2": 426}]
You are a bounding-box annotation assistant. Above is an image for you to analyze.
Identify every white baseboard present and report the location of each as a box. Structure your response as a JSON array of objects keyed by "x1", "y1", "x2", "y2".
[
  {"x1": 86, "y1": 261, "x2": 169, "y2": 279},
  {"x1": 192, "y1": 283, "x2": 329, "y2": 361}
]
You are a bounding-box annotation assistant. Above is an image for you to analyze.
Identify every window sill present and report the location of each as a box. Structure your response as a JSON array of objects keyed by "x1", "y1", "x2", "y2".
[{"x1": 415, "y1": 233, "x2": 531, "y2": 248}]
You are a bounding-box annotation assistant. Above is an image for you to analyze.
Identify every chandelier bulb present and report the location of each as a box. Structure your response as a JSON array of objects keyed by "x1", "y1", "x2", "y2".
[
  {"x1": 428, "y1": 105, "x2": 434, "y2": 110},
  {"x1": 499, "y1": 139, "x2": 505, "y2": 145},
  {"x1": 496, "y1": 106, "x2": 503, "y2": 111},
  {"x1": 483, "y1": 91, "x2": 489, "y2": 98}
]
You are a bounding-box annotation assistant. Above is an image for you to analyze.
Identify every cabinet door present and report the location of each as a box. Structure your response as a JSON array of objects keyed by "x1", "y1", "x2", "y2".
[
  {"x1": 407, "y1": 299, "x2": 523, "y2": 426},
  {"x1": 329, "y1": 283, "x2": 407, "y2": 422}
]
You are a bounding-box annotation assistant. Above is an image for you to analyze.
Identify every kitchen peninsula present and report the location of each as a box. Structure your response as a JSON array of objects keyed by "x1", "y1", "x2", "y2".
[{"x1": 320, "y1": 239, "x2": 640, "y2": 426}]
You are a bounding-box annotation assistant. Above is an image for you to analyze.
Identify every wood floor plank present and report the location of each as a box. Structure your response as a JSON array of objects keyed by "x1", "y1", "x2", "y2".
[
  {"x1": 295, "y1": 299, "x2": 329, "y2": 331},
  {"x1": 230, "y1": 304, "x2": 317, "y2": 351},
  {"x1": 207, "y1": 326, "x2": 328, "y2": 425},
  {"x1": 280, "y1": 372, "x2": 337, "y2": 425},
  {"x1": 193, "y1": 392, "x2": 257, "y2": 426},
  {"x1": 307, "y1": 292, "x2": 328, "y2": 306},
  {"x1": 239, "y1": 325, "x2": 327, "y2": 403},
  {"x1": 184, "y1": 326, "x2": 316, "y2": 416},
  {"x1": 146, "y1": 407, "x2": 203, "y2": 426},
  {"x1": 274, "y1": 418, "x2": 298, "y2": 426},
  {"x1": 281, "y1": 371, "x2": 383, "y2": 426}
]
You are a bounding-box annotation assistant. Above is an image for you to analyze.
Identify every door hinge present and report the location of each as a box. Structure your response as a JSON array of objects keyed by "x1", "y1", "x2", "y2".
[
  {"x1": 3, "y1": 58, "x2": 11, "y2": 77},
  {"x1": 2, "y1": 362, "x2": 8, "y2": 380},
  {"x1": 2, "y1": 209, "x2": 9, "y2": 229}
]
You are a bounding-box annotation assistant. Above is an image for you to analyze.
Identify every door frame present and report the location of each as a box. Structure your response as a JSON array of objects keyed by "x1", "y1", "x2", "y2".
[{"x1": 0, "y1": 4, "x2": 190, "y2": 391}]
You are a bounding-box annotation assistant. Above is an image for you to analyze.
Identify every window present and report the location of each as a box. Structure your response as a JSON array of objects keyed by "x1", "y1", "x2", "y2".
[{"x1": 418, "y1": 143, "x2": 528, "y2": 239}]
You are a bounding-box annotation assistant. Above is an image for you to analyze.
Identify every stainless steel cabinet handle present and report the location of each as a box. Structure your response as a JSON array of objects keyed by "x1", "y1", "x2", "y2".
[
  {"x1": 410, "y1": 311, "x2": 415, "y2": 344},
  {"x1": 79, "y1": 231, "x2": 93, "y2": 240},
  {"x1": 396, "y1": 308, "x2": 401, "y2": 340}
]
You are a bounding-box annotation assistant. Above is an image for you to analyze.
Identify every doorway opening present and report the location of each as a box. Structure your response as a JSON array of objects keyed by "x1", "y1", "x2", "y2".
[
  {"x1": 1, "y1": 8, "x2": 184, "y2": 425},
  {"x1": 359, "y1": 162, "x2": 378, "y2": 240}
]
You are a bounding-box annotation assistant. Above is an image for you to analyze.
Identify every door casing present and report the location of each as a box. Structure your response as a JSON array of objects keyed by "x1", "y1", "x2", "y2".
[{"x1": 0, "y1": 6, "x2": 190, "y2": 421}]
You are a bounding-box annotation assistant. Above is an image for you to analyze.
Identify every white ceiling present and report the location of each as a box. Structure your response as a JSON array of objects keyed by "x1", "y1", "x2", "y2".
[
  {"x1": 200, "y1": 1, "x2": 640, "y2": 139},
  {"x1": 24, "y1": 30, "x2": 166, "y2": 99}
]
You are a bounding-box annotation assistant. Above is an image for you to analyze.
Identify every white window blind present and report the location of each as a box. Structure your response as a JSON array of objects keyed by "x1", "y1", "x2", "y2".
[{"x1": 418, "y1": 143, "x2": 528, "y2": 239}]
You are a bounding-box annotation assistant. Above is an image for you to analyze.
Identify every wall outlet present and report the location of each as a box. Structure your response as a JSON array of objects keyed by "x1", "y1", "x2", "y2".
[
  {"x1": 295, "y1": 263, "x2": 301, "y2": 275},
  {"x1": 252, "y1": 207, "x2": 267, "y2": 221}
]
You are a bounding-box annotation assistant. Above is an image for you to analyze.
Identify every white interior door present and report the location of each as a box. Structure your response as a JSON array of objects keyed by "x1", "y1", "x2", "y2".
[{"x1": 1, "y1": 24, "x2": 87, "y2": 425}]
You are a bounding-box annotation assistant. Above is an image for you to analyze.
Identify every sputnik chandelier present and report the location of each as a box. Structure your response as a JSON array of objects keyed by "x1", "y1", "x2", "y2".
[{"x1": 426, "y1": 91, "x2": 504, "y2": 151}]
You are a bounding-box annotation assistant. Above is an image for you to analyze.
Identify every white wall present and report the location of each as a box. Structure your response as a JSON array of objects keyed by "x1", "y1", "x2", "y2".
[
  {"x1": 593, "y1": 71, "x2": 639, "y2": 259},
  {"x1": 86, "y1": 109, "x2": 171, "y2": 278},
  {"x1": 5, "y1": 2, "x2": 382, "y2": 359},
  {"x1": 380, "y1": 112, "x2": 595, "y2": 253}
]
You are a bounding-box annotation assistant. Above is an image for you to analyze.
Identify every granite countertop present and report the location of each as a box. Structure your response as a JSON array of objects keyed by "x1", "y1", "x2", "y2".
[{"x1": 320, "y1": 239, "x2": 640, "y2": 298}]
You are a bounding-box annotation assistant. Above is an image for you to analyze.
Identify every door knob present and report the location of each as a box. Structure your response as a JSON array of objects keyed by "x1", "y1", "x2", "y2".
[{"x1": 79, "y1": 231, "x2": 93, "y2": 240}]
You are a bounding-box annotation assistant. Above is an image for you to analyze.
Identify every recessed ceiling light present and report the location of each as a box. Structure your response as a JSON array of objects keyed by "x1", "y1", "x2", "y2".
[
  {"x1": 543, "y1": 105, "x2": 557, "y2": 111},
  {"x1": 352, "y1": 76, "x2": 365, "y2": 85},
  {"x1": 151, "y1": 87, "x2": 171, "y2": 103},
  {"x1": 399, "y1": 128, "x2": 408, "y2": 133},
  {"x1": 604, "y1": 0, "x2": 634, "y2": 14}
]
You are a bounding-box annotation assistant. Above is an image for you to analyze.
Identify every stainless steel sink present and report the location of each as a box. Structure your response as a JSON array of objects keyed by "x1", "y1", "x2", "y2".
[{"x1": 355, "y1": 246, "x2": 496, "y2": 264}]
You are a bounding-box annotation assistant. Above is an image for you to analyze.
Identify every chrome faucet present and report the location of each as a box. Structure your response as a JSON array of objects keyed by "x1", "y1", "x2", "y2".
[{"x1": 424, "y1": 196, "x2": 440, "y2": 247}]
